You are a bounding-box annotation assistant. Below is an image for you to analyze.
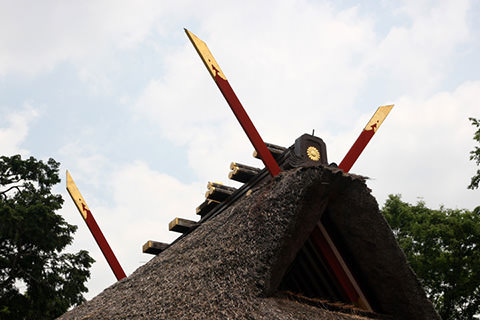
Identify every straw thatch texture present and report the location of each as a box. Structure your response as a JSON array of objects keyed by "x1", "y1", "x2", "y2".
[{"x1": 59, "y1": 166, "x2": 439, "y2": 320}]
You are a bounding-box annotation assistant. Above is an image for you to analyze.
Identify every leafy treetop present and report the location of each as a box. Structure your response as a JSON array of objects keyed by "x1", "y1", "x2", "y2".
[
  {"x1": 468, "y1": 117, "x2": 480, "y2": 190},
  {"x1": 383, "y1": 195, "x2": 480, "y2": 320},
  {"x1": 0, "y1": 155, "x2": 94, "y2": 320}
]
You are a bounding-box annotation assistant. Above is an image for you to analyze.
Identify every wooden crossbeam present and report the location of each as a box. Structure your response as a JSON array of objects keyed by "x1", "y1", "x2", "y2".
[
  {"x1": 196, "y1": 199, "x2": 219, "y2": 217},
  {"x1": 205, "y1": 182, "x2": 237, "y2": 202},
  {"x1": 142, "y1": 240, "x2": 169, "y2": 255},
  {"x1": 252, "y1": 142, "x2": 287, "y2": 160},
  {"x1": 229, "y1": 162, "x2": 261, "y2": 183},
  {"x1": 169, "y1": 217, "x2": 196, "y2": 234}
]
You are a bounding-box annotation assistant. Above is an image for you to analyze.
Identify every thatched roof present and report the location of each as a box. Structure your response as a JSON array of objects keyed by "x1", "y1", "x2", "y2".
[{"x1": 59, "y1": 166, "x2": 439, "y2": 319}]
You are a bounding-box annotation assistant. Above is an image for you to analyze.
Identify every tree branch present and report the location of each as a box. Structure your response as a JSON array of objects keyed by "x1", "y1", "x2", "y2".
[{"x1": 0, "y1": 184, "x2": 25, "y2": 195}]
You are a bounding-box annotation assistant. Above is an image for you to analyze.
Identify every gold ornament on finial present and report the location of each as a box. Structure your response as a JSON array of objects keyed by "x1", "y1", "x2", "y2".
[{"x1": 306, "y1": 146, "x2": 320, "y2": 161}]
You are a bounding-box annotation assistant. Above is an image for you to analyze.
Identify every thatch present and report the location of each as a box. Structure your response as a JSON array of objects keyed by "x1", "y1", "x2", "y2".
[{"x1": 58, "y1": 166, "x2": 439, "y2": 319}]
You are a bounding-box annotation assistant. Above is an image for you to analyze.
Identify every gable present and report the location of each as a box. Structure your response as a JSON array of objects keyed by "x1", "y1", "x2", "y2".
[
  {"x1": 270, "y1": 168, "x2": 440, "y2": 319},
  {"x1": 59, "y1": 138, "x2": 439, "y2": 320}
]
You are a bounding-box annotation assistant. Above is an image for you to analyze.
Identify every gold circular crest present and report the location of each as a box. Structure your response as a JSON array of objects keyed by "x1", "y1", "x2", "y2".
[{"x1": 306, "y1": 146, "x2": 321, "y2": 161}]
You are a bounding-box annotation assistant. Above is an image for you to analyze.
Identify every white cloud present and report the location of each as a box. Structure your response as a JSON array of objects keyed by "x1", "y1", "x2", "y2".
[
  {"x1": 0, "y1": 104, "x2": 38, "y2": 156},
  {"x1": 163, "y1": 1, "x2": 475, "y2": 199},
  {"x1": 58, "y1": 142, "x2": 111, "y2": 190},
  {"x1": 133, "y1": 1, "x2": 378, "y2": 183},
  {"x1": 351, "y1": 81, "x2": 480, "y2": 210},
  {"x1": 368, "y1": 0, "x2": 471, "y2": 96},
  {"x1": 132, "y1": 0, "x2": 478, "y2": 208},
  {"x1": 97, "y1": 160, "x2": 204, "y2": 277},
  {"x1": 0, "y1": 0, "x2": 167, "y2": 76}
]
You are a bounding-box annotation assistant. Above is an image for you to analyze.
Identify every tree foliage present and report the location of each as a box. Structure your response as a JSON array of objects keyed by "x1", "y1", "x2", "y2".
[
  {"x1": 469, "y1": 117, "x2": 480, "y2": 190},
  {"x1": 0, "y1": 155, "x2": 94, "y2": 320},
  {"x1": 382, "y1": 195, "x2": 480, "y2": 320}
]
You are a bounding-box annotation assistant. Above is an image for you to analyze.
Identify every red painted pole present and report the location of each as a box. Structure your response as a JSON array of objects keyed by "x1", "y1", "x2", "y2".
[
  {"x1": 339, "y1": 105, "x2": 394, "y2": 172},
  {"x1": 66, "y1": 171, "x2": 126, "y2": 281},
  {"x1": 213, "y1": 76, "x2": 281, "y2": 176},
  {"x1": 185, "y1": 29, "x2": 281, "y2": 177},
  {"x1": 310, "y1": 226, "x2": 361, "y2": 304},
  {"x1": 82, "y1": 205, "x2": 127, "y2": 281}
]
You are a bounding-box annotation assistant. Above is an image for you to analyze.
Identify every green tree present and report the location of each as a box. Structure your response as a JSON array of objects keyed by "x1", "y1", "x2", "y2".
[
  {"x1": 382, "y1": 195, "x2": 480, "y2": 320},
  {"x1": 468, "y1": 117, "x2": 480, "y2": 190},
  {"x1": 0, "y1": 155, "x2": 94, "y2": 320}
]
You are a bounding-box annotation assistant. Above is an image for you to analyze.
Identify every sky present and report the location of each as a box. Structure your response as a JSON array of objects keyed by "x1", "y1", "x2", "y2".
[{"x1": 1, "y1": 0, "x2": 479, "y2": 300}]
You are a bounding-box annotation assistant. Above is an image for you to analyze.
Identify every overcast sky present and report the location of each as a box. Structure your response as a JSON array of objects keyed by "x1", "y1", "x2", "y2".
[{"x1": 1, "y1": 0, "x2": 479, "y2": 299}]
